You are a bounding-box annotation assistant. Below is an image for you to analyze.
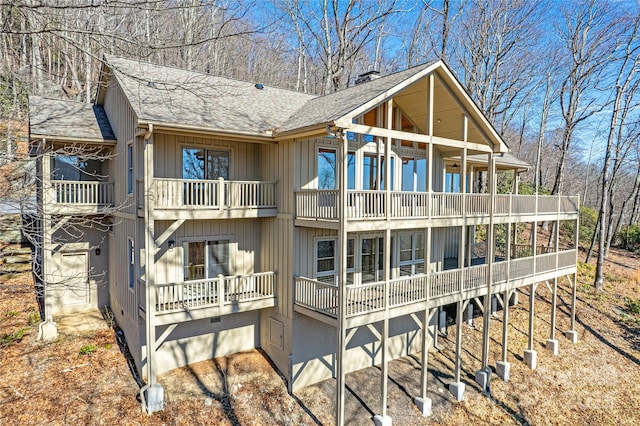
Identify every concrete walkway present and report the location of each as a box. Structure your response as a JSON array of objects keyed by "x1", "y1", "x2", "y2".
[{"x1": 55, "y1": 309, "x2": 109, "y2": 336}]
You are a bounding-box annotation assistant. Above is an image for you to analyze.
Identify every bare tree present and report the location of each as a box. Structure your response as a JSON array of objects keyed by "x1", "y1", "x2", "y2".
[
  {"x1": 551, "y1": 0, "x2": 616, "y2": 196},
  {"x1": 593, "y1": 14, "x2": 640, "y2": 289}
]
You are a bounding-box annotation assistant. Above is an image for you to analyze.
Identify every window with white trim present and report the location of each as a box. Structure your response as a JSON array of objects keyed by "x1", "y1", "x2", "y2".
[
  {"x1": 399, "y1": 232, "x2": 425, "y2": 276},
  {"x1": 316, "y1": 238, "x2": 355, "y2": 284},
  {"x1": 183, "y1": 240, "x2": 230, "y2": 281},
  {"x1": 128, "y1": 237, "x2": 135, "y2": 289},
  {"x1": 127, "y1": 143, "x2": 133, "y2": 194},
  {"x1": 318, "y1": 148, "x2": 337, "y2": 189}
]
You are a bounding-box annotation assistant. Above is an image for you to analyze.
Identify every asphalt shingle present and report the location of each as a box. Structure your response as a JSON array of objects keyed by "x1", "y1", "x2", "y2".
[{"x1": 29, "y1": 96, "x2": 116, "y2": 142}]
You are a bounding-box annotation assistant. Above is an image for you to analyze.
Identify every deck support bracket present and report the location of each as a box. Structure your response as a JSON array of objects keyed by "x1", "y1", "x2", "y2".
[
  {"x1": 155, "y1": 323, "x2": 178, "y2": 351},
  {"x1": 154, "y1": 219, "x2": 185, "y2": 249}
]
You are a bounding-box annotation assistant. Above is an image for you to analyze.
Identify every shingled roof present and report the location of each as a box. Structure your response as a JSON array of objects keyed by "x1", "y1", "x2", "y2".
[
  {"x1": 29, "y1": 96, "x2": 116, "y2": 142},
  {"x1": 101, "y1": 56, "x2": 440, "y2": 137},
  {"x1": 103, "y1": 56, "x2": 316, "y2": 136},
  {"x1": 280, "y1": 62, "x2": 435, "y2": 132}
]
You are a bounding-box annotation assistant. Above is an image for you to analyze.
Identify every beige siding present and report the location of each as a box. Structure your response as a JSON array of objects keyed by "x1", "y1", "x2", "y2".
[
  {"x1": 154, "y1": 219, "x2": 261, "y2": 284},
  {"x1": 152, "y1": 133, "x2": 262, "y2": 180},
  {"x1": 291, "y1": 314, "x2": 423, "y2": 391},
  {"x1": 146, "y1": 311, "x2": 260, "y2": 378},
  {"x1": 294, "y1": 227, "x2": 338, "y2": 279},
  {"x1": 103, "y1": 77, "x2": 138, "y2": 216},
  {"x1": 48, "y1": 224, "x2": 109, "y2": 316}
]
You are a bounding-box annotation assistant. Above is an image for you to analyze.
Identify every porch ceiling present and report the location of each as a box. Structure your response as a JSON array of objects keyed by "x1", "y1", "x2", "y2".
[{"x1": 392, "y1": 76, "x2": 489, "y2": 147}]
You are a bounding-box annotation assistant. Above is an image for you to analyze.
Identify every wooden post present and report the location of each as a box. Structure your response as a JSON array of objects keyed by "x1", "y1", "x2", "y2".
[
  {"x1": 481, "y1": 152, "x2": 495, "y2": 369},
  {"x1": 455, "y1": 300, "x2": 463, "y2": 382},
  {"x1": 336, "y1": 129, "x2": 348, "y2": 426}
]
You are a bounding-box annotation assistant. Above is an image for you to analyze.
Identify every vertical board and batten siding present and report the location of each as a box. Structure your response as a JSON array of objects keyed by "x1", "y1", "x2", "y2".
[
  {"x1": 259, "y1": 141, "x2": 295, "y2": 317},
  {"x1": 154, "y1": 219, "x2": 260, "y2": 284},
  {"x1": 442, "y1": 226, "x2": 461, "y2": 259},
  {"x1": 430, "y1": 227, "x2": 446, "y2": 271},
  {"x1": 153, "y1": 133, "x2": 262, "y2": 180},
  {"x1": 49, "y1": 225, "x2": 110, "y2": 316},
  {"x1": 102, "y1": 75, "x2": 140, "y2": 340},
  {"x1": 109, "y1": 215, "x2": 139, "y2": 354},
  {"x1": 103, "y1": 76, "x2": 138, "y2": 216},
  {"x1": 294, "y1": 227, "x2": 339, "y2": 279},
  {"x1": 257, "y1": 141, "x2": 296, "y2": 386}
]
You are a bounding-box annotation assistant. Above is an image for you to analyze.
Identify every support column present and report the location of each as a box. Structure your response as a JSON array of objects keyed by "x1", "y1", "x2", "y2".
[
  {"x1": 449, "y1": 300, "x2": 465, "y2": 401},
  {"x1": 374, "y1": 100, "x2": 394, "y2": 426},
  {"x1": 336, "y1": 129, "x2": 349, "y2": 426},
  {"x1": 141, "y1": 128, "x2": 164, "y2": 414},
  {"x1": 524, "y1": 283, "x2": 537, "y2": 369},
  {"x1": 414, "y1": 308, "x2": 433, "y2": 415},
  {"x1": 496, "y1": 290, "x2": 510, "y2": 381},
  {"x1": 566, "y1": 273, "x2": 579, "y2": 343},
  {"x1": 37, "y1": 146, "x2": 59, "y2": 341},
  {"x1": 546, "y1": 277, "x2": 559, "y2": 355},
  {"x1": 476, "y1": 152, "x2": 495, "y2": 391}
]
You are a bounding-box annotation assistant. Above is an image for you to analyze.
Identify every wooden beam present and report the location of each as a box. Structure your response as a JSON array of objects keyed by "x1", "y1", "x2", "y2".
[
  {"x1": 154, "y1": 219, "x2": 185, "y2": 249},
  {"x1": 336, "y1": 123, "x2": 492, "y2": 153}
]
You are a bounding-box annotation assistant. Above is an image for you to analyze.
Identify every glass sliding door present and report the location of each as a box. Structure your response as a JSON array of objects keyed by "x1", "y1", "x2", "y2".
[
  {"x1": 361, "y1": 237, "x2": 387, "y2": 283},
  {"x1": 183, "y1": 240, "x2": 230, "y2": 281}
]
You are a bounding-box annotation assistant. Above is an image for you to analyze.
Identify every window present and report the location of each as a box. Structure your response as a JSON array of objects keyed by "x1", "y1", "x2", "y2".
[
  {"x1": 346, "y1": 238, "x2": 355, "y2": 285},
  {"x1": 361, "y1": 237, "x2": 386, "y2": 283},
  {"x1": 316, "y1": 238, "x2": 354, "y2": 285},
  {"x1": 399, "y1": 232, "x2": 425, "y2": 276},
  {"x1": 183, "y1": 240, "x2": 230, "y2": 281},
  {"x1": 318, "y1": 148, "x2": 337, "y2": 189},
  {"x1": 316, "y1": 240, "x2": 335, "y2": 284},
  {"x1": 128, "y1": 238, "x2": 135, "y2": 289},
  {"x1": 445, "y1": 170, "x2": 461, "y2": 193},
  {"x1": 363, "y1": 153, "x2": 378, "y2": 190},
  {"x1": 182, "y1": 148, "x2": 230, "y2": 180},
  {"x1": 347, "y1": 152, "x2": 356, "y2": 190},
  {"x1": 52, "y1": 155, "x2": 101, "y2": 181},
  {"x1": 127, "y1": 144, "x2": 133, "y2": 194},
  {"x1": 402, "y1": 157, "x2": 427, "y2": 192}
]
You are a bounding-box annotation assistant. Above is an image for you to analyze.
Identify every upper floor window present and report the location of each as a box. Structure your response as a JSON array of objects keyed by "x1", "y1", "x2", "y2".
[
  {"x1": 318, "y1": 148, "x2": 336, "y2": 189},
  {"x1": 52, "y1": 155, "x2": 101, "y2": 181},
  {"x1": 128, "y1": 237, "x2": 135, "y2": 289},
  {"x1": 127, "y1": 144, "x2": 133, "y2": 194},
  {"x1": 182, "y1": 148, "x2": 230, "y2": 180},
  {"x1": 401, "y1": 157, "x2": 427, "y2": 192}
]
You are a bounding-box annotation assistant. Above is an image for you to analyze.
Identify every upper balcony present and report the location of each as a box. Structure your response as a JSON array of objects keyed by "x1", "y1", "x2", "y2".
[
  {"x1": 142, "y1": 178, "x2": 278, "y2": 220},
  {"x1": 295, "y1": 190, "x2": 579, "y2": 229},
  {"x1": 139, "y1": 271, "x2": 277, "y2": 325},
  {"x1": 294, "y1": 249, "x2": 577, "y2": 327},
  {"x1": 46, "y1": 180, "x2": 114, "y2": 215}
]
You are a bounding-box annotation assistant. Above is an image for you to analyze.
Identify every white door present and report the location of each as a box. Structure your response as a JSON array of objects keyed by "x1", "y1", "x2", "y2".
[{"x1": 60, "y1": 252, "x2": 89, "y2": 306}]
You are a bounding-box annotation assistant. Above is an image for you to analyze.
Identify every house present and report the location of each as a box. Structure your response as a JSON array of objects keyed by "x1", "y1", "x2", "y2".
[{"x1": 29, "y1": 56, "x2": 579, "y2": 425}]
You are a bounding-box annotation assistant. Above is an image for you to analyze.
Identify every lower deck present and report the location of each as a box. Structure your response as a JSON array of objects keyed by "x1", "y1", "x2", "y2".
[{"x1": 294, "y1": 249, "x2": 576, "y2": 328}]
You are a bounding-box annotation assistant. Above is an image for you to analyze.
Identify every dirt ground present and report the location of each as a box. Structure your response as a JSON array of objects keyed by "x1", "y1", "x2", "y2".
[{"x1": 1, "y1": 247, "x2": 639, "y2": 425}]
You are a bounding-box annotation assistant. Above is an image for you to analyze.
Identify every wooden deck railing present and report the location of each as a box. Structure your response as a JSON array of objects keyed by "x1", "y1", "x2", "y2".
[
  {"x1": 51, "y1": 181, "x2": 113, "y2": 205},
  {"x1": 294, "y1": 249, "x2": 577, "y2": 319},
  {"x1": 154, "y1": 178, "x2": 276, "y2": 209},
  {"x1": 155, "y1": 271, "x2": 275, "y2": 314},
  {"x1": 295, "y1": 191, "x2": 579, "y2": 221}
]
